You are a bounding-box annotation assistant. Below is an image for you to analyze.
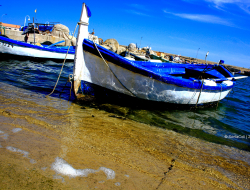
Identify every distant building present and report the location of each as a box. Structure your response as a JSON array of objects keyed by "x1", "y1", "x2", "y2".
[
  {"x1": 156, "y1": 52, "x2": 165, "y2": 57},
  {"x1": 0, "y1": 22, "x2": 21, "y2": 31}
]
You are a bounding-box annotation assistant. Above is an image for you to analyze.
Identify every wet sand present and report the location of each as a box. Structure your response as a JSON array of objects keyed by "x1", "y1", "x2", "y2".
[{"x1": 0, "y1": 83, "x2": 249, "y2": 189}]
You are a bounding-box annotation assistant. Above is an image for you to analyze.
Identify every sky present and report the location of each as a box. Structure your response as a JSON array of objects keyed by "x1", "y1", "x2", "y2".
[{"x1": 1, "y1": 0, "x2": 250, "y2": 68}]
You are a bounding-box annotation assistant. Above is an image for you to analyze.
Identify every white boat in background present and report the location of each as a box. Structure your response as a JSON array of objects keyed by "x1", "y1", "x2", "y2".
[
  {"x1": 73, "y1": 3, "x2": 247, "y2": 106},
  {"x1": 129, "y1": 52, "x2": 162, "y2": 62},
  {"x1": 0, "y1": 36, "x2": 75, "y2": 61}
]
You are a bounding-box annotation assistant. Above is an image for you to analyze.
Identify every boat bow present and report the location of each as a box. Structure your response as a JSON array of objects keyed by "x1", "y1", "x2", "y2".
[{"x1": 73, "y1": 3, "x2": 91, "y2": 97}]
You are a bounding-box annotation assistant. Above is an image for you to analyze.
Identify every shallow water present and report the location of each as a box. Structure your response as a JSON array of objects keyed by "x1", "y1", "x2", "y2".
[
  {"x1": 0, "y1": 59, "x2": 250, "y2": 189},
  {"x1": 0, "y1": 59, "x2": 249, "y2": 151}
]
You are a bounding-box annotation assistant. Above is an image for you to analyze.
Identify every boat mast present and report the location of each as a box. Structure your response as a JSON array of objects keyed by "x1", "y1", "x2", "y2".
[
  {"x1": 73, "y1": 3, "x2": 90, "y2": 96},
  {"x1": 33, "y1": 17, "x2": 35, "y2": 44}
]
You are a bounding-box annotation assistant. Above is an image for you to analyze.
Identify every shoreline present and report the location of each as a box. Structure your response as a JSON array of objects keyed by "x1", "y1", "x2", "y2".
[
  {"x1": 119, "y1": 43, "x2": 250, "y2": 73},
  {"x1": 147, "y1": 49, "x2": 250, "y2": 73},
  {"x1": 0, "y1": 83, "x2": 249, "y2": 189}
]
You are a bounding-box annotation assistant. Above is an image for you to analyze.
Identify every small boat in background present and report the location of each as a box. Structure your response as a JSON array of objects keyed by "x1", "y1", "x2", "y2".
[
  {"x1": 243, "y1": 71, "x2": 250, "y2": 76},
  {"x1": 0, "y1": 35, "x2": 75, "y2": 61},
  {"x1": 226, "y1": 66, "x2": 241, "y2": 75},
  {"x1": 129, "y1": 52, "x2": 162, "y2": 62},
  {"x1": 73, "y1": 3, "x2": 247, "y2": 106},
  {"x1": 150, "y1": 54, "x2": 169, "y2": 62}
]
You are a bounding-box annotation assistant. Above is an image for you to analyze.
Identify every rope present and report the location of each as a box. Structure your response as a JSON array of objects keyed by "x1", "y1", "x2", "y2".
[
  {"x1": 195, "y1": 78, "x2": 204, "y2": 108},
  {"x1": 59, "y1": 74, "x2": 73, "y2": 99},
  {"x1": 78, "y1": 21, "x2": 89, "y2": 26},
  {"x1": 69, "y1": 76, "x2": 73, "y2": 99},
  {"x1": 188, "y1": 81, "x2": 198, "y2": 104},
  {"x1": 92, "y1": 41, "x2": 137, "y2": 97},
  {"x1": 46, "y1": 23, "x2": 78, "y2": 97},
  {"x1": 216, "y1": 84, "x2": 223, "y2": 110}
]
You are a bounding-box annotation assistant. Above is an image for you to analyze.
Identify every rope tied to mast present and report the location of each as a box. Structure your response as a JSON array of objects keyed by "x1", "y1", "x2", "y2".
[{"x1": 78, "y1": 21, "x2": 89, "y2": 26}]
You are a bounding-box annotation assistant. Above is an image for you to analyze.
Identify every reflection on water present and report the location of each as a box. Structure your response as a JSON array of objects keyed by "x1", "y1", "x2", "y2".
[
  {"x1": 0, "y1": 59, "x2": 249, "y2": 151},
  {"x1": 0, "y1": 59, "x2": 74, "y2": 100}
]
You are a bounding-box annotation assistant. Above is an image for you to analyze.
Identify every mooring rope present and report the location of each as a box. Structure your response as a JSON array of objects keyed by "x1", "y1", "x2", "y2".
[
  {"x1": 59, "y1": 74, "x2": 73, "y2": 99},
  {"x1": 92, "y1": 42, "x2": 138, "y2": 98},
  {"x1": 46, "y1": 23, "x2": 78, "y2": 97},
  {"x1": 216, "y1": 84, "x2": 223, "y2": 110},
  {"x1": 195, "y1": 77, "x2": 204, "y2": 108}
]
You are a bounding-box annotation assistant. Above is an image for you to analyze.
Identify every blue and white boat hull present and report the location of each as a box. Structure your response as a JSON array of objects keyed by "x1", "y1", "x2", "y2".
[
  {"x1": 75, "y1": 49, "x2": 232, "y2": 105},
  {"x1": 0, "y1": 36, "x2": 74, "y2": 60},
  {"x1": 73, "y1": 3, "x2": 236, "y2": 106}
]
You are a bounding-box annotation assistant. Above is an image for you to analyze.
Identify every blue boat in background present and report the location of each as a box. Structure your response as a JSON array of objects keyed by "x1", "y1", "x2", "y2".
[
  {"x1": 20, "y1": 23, "x2": 54, "y2": 34},
  {"x1": 0, "y1": 35, "x2": 75, "y2": 61}
]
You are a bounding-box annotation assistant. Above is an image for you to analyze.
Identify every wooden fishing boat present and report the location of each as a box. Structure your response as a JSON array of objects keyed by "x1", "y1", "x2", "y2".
[
  {"x1": 73, "y1": 3, "x2": 247, "y2": 106},
  {"x1": 0, "y1": 35, "x2": 75, "y2": 61}
]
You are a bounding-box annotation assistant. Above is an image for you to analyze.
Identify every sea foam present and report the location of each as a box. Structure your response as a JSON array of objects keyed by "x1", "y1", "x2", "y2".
[
  {"x1": 6, "y1": 146, "x2": 36, "y2": 164},
  {"x1": 12, "y1": 128, "x2": 22, "y2": 133},
  {"x1": 51, "y1": 157, "x2": 116, "y2": 179},
  {"x1": 0, "y1": 130, "x2": 8, "y2": 140},
  {"x1": 6, "y1": 146, "x2": 29, "y2": 157}
]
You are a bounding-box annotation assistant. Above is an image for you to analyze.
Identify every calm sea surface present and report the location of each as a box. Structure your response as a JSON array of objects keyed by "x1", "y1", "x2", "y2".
[{"x1": 0, "y1": 59, "x2": 249, "y2": 151}]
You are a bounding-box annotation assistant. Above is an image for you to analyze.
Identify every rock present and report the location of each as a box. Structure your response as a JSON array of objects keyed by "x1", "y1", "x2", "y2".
[
  {"x1": 102, "y1": 39, "x2": 119, "y2": 53},
  {"x1": 128, "y1": 43, "x2": 136, "y2": 52},
  {"x1": 89, "y1": 34, "x2": 99, "y2": 44},
  {"x1": 50, "y1": 24, "x2": 77, "y2": 46},
  {"x1": 71, "y1": 38, "x2": 76, "y2": 46},
  {"x1": 101, "y1": 45, "x2": 112, "y2": 51},
  {"x1": 51, "y1": 24, "x2": 69, "y2": 38},
  {"x1": 98, "y1": 38, "x2": 103, "y2": 44},
  {"x1": 117, "y1": 46, "x2": 126, "y2": 55}
]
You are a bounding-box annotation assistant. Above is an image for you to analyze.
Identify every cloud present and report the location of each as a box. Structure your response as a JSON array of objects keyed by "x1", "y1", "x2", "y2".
[
  {"x1": 206, "y1": 0, "x2": 244, "y2": 5},
  {"x1": 238, "y1": 4, "x2": 250, "y2": 14},
  {"x1": 129, "y1": 4, "x2": 149, "y2": 11},
  {"x1": 205, "y1": 0, "x2": 250, "y2": 14},
  {"x1": 125, "y1": 4, "x2": 151, "y2": 17},
  {"x1": 126, "y1": 9, "x2": 151, "y2": 17},
  {"x1": 164, "y1": 10, "x2": 234, "y2": 26}
]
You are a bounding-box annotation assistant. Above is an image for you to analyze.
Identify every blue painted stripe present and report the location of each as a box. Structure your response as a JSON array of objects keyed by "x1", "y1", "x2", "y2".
[
  {"x1": 86, "y1": 5, "x2": 91, "y2": 17},
  {"x1": 82, "y1": 39, "x2": 235, "y2": 91}
]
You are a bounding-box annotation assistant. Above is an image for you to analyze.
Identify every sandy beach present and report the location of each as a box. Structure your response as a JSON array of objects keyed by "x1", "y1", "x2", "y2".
[{"x1": 0, "y1": 83, "x2": 250, "y2": 190}]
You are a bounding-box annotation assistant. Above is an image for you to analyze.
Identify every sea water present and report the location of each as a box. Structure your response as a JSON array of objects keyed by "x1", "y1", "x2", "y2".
[{"x1": 0, "y1": 59, "x2": 249, "y2": 151}]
